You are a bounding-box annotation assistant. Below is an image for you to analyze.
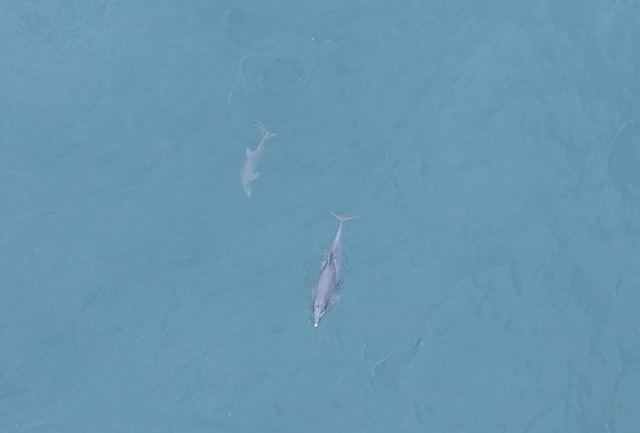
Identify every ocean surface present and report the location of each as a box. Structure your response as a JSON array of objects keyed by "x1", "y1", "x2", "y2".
[{"x1": 1, "y1": 0, "x2": 639, "y2": 432}]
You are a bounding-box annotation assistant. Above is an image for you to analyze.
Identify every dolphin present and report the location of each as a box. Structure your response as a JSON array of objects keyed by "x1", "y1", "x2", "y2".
[
  {"x1": 312, "y1": 211, "x2": 358, "y2": 327},
  {"x1": 240, "y1": 126, "x2": 276, "y2": 198}
]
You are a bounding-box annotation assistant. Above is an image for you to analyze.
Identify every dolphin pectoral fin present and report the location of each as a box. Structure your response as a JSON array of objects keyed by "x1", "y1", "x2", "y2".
[
  {"x1": 329, "y1": 293, "x2": 342, "y2": 307},
  {"x1": 245, "y1": 148, "x2": 253, "y2": 157},
  {"x1": 251, "y1": 171, "x2": 260, "y2": 181}
]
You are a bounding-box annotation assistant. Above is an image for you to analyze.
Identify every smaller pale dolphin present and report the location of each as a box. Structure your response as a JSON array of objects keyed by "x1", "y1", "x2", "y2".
[
  {"x1": 240, "y1": 126, "x2": 276, "y2": 198},
  {"x1": 312, "y1": 211, "x2": 358, "y2": 327}
]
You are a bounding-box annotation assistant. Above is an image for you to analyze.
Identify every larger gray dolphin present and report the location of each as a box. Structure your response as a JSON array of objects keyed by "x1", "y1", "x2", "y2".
[{"x1": 312, "y1": 211, "x2": 358, "y2": 327}]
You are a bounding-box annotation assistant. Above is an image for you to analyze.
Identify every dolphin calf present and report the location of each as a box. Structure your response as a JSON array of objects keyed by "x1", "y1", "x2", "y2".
[
  {"x1": 240, "y1": 126, "x2": 276, "y2": 198},
  {"x1": 312, "y1": 211, "x2": 358, "y2": 327}
]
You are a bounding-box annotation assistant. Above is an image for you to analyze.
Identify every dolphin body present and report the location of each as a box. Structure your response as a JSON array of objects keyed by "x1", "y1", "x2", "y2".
[
  {"x1": 312, "y1": 212, "x2": 358, "y2": 327},
  {"x1": 240, "y1": 127, "x2": 276, "y2": 198}
]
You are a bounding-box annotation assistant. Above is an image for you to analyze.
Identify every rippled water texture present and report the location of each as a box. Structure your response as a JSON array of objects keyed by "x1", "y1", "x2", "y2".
[{"x1": 1, "y1": 0, "x2": 639, "y2": 432}]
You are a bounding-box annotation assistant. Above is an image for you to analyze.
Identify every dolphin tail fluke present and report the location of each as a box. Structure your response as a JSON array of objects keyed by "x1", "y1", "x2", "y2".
[
  {"x1": 330, "y1": 211, "x2": 358, "y2": 223},
  {"x1": 259, "y1": 125, "x2": 277, "y2": 140}
]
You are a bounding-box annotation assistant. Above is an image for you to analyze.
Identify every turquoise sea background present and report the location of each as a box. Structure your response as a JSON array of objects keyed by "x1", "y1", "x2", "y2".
[{"x1": 1, "y1": 1, "x2": 640, "y2": 432}]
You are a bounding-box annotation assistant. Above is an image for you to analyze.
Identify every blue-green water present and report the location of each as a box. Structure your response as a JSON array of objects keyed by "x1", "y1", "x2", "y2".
[{"x1": 1, "y1": 1, "x2": 639, "y2": 432}]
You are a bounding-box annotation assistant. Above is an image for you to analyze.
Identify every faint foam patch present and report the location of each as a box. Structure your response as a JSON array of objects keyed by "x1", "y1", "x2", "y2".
[{"x1": 227, "y1": 51, "x2": 320, "y2": 137}]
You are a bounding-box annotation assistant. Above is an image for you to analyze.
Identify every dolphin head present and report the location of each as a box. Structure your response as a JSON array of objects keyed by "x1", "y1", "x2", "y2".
[
  {"x1": 313, "y1": 301, "x2": 326, "y2": 327},
  {"x1": 242, "y1": 183, "x2": 251, "y2": 198}
]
